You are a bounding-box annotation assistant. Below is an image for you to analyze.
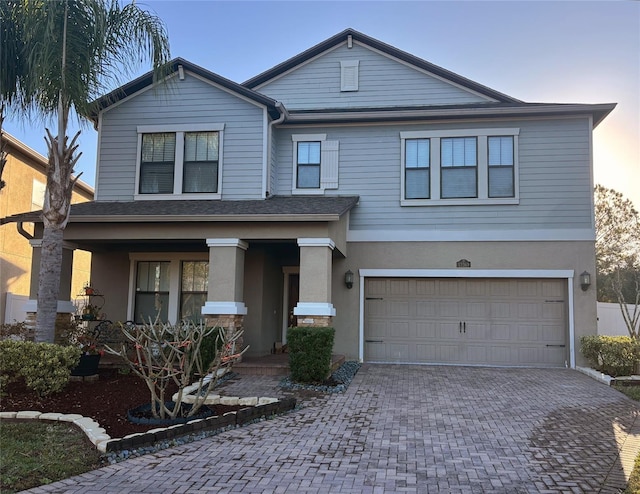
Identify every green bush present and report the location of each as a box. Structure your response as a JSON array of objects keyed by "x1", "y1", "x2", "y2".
[
  {"x1": 288, "y1": 326, "x2": 335, "y2": 383},
  {"x1": 0, "y1": 340, "x2": 81, "y2": 396},
  {"x1": 580, "y1": 335, "x2": 640, "y2": 377}
]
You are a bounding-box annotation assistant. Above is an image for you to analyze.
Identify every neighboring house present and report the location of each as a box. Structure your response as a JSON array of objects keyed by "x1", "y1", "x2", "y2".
[
  {"x1": 0, "y1": 132, "x2": 94, "y2": 323},
  {"x1": 1, "y1": 29, "x2": 615, "y2": 367}
]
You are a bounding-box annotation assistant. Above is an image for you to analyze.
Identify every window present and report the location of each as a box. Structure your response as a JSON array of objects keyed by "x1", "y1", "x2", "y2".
[
  {"x1": 405, "y1": 139, "x2": 430, "y2": 199},
  {"x1": 136, "y1": 124, "x2": 224, "y2": 199},
  {"x1": 296, "y1": 141, "x2": 321, "y2": 188},
  {"x1": 130, "y1": 256, "x2": 209, "y2": 324},
  {"x1": 183, "y1": 132, "x2": 219, "y2": 193},
  {"x1": 134, "y1": 261, "x2": 170, "y2": 323},
  {"x1": 400, "y1": 128, "x2": 519, "y2": 206},
  {"x1": 140, "y1": 133, "x2": 175, "y2": 194},
  {"x1": 291, "y1": 134, "x2": 339, "y2": 194},
  {"x1": 441, "y1": 137, "x2": 477, "y2": 199},
  {"x1": 488, "y1": 136, "x2": 514, "y2": 198},
  {"x1": 180, "y1": 261, "x2": 209, "y2": 323}
]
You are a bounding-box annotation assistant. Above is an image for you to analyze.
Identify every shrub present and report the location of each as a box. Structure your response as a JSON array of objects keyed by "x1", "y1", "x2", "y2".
[
  {"x1": 0, "y1": 321, "x2": 33, "y2": 341},
  {"x1": 288, "y1": 326, "x2": 335, "y2": 383},
  {"x1": 580, "y1": 335, "x2": 640, "y2": 377},
  {"x1": 0, "y1": 340, "x2": 81, "y2": 396}
]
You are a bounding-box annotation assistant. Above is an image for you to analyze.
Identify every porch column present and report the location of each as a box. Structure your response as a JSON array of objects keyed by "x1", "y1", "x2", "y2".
[
  {"x1": 201, "y1": 238, "x2": 248, "y2": 360},
  {"x1": 24, "y1": 240, "x2": 77, "y2": 342},
  {"x1": 294, "y1": 238, "x2": 336, "y2": 327}
]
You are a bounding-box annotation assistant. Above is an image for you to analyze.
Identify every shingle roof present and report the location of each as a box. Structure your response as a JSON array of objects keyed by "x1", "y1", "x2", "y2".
[
  {"x1": 243, "y1": 28, "x2": 521, "y2": 104},
  {"x1": 89, "y1": 58, "x2": 282, "y2": 122},
  {"x1": 1, "y1": 196, "x2": 360, "y2": 225}
]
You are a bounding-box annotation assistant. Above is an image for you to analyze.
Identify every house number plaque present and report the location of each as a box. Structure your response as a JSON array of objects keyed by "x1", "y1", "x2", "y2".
[{"x1": 456, "y1": 259, "x2": 471, "y2": 268}]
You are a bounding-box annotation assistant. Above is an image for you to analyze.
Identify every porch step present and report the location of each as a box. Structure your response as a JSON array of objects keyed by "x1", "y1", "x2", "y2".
[{"x1": 235, "y1": 354, "x2": 346, "y2": 376}]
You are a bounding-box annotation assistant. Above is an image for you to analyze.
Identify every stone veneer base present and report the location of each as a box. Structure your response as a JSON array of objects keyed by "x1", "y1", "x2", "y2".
[{"x1": 0, "y1": 396, "x2": 296, "y2": 453}]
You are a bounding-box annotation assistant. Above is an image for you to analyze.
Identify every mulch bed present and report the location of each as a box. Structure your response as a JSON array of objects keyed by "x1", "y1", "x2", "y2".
[{"x1": 0, "y1": 369, "x2": 240, "y2": 438}]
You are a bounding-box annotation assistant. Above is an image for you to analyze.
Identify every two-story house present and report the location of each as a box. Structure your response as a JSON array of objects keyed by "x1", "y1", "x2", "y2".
[{"x1": 2, "y1": 29, "x2": 614, "y2": 367}]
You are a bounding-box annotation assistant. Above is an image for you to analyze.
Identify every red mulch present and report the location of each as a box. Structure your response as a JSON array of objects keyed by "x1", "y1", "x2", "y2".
[{"x1": 0, "y1": 368, "x2": 237, "y2": 439}]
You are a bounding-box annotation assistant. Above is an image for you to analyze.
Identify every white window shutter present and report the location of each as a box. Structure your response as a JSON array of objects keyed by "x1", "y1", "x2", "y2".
[
  {"x1": 340, "y1": 60, "x2": 359, "y2": 92},
  {"x1": 321, "y1": 140, "x2": 339, "y2": 189}
]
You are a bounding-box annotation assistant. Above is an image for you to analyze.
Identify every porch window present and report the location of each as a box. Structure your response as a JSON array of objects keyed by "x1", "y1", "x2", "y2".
[
  {"x1": 180, "y1": 261, "x2": 209, "y2": 323},
  {"x1": 134, "y1": 261, "x2": 170, "y2": 323}
]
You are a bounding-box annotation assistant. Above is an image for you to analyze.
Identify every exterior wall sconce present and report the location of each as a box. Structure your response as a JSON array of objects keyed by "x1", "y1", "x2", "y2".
[
  {"x1": 345, "y1": 270, "x2": 354, "y2": 289},
  {"x1": 580, "y1": 271, "x2": 591, "y2": 291}
]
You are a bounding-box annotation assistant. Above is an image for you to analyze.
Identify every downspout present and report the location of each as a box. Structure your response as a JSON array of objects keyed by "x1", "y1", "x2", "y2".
[
  {"x1": 265, "y1": 102, "x2": 288, "y2": 198},
  {"x1": 17, "y1": 222, "x2": 34, "y2": 241}
]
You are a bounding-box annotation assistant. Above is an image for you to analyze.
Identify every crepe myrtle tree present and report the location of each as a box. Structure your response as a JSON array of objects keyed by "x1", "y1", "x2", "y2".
[
  {"x1": 104, "y1": 319, "x2": 248, "y2": 420},
  {"x1": 594, "y1": 184, "x2": 640, "y2": 338},
  {"x1": 0, "y1": 0, "x2": 170, "y2": 342}
]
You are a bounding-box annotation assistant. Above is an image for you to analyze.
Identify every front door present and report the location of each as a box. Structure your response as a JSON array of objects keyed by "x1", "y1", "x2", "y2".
[{"x1": 282, "y1": 268, "x2": 300, "y2": 343}]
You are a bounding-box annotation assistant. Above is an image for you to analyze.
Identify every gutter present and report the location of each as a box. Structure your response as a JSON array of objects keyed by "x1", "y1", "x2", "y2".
[{"x1": 17, "y1": 222, "x2": 34, "y2": 240}]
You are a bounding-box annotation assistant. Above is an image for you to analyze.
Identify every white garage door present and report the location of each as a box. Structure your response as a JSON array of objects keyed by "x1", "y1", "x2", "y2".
[{"x1": 364, "y1": 278, "x2": 567, "y2": 367}]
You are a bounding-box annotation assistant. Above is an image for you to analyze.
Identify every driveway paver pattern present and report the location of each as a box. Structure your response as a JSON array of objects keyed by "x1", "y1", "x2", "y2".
[{"x1": 19, "y1": 365, "x2": 640, "y2": 493}]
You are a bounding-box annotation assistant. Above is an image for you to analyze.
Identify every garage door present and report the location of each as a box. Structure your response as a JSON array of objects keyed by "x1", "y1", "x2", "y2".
[{"x1": 364, "y1": 278, "x2": 567, "y2": 367}]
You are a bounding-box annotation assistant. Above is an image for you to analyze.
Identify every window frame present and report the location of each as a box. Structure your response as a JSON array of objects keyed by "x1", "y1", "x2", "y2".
[
  {"x1": 400, "y1": 128, "x2": 520, "y2": 206},
  {"x1": 292, "y1": 133, "x2": 327, "y2": 195},
  {"x1": 487, "y1": 135, "x2": 515, "y2": 199},
  {"x1": 128, "y1": 253, "x2": 209, "y2": 324},
  {"x1": 135, "y1": 124, "x2": 224, "y2": 200},
  {"x1": 403, "y1": 138, "x2": 431, "y2": 199}
]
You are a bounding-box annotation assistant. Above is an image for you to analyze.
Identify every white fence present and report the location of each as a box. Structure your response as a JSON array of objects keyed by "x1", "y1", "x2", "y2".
[
  {"x1": 597, "y1": 302, "x2": 638, "y2": 336},
  {"x1": 4, "y1": 293, "x2": 29, "y2": 324}
]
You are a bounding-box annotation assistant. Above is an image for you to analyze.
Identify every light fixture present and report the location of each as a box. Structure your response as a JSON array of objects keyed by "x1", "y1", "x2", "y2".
[
  {"x1": 344, "y1": 270, "x2": 354, "y2": 289},
  {"x1": 580, "y1": 271, "x2": 591, "y2": 291}
]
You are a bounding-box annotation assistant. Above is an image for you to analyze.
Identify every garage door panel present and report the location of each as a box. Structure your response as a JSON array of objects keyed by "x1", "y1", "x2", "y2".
[{"x1": 364, "y1": 278, "x2": 567, "y2": 367}]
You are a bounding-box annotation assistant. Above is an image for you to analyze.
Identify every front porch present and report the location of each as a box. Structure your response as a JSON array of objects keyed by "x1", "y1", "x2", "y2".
[{"x1": 234, "y1": 353, "x2": 346, "y2": 376}]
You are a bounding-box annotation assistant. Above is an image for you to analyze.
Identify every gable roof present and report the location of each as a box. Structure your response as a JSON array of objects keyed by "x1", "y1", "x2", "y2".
[
  {"x1": 243, "y1": 28, "x2": 521, "y2": 104},
  {"x1": 89, "y1": 58, "x2": 282, "y2": 123}
]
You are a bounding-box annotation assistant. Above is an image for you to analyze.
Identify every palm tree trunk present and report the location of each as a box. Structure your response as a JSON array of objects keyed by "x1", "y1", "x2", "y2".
[{"x1": 35, "y1": 226, "x2": 64, "y2": 342}]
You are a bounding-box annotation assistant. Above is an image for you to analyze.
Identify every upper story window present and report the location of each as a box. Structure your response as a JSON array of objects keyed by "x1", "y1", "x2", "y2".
[
  {"x1": 441, "y1": 137, "x2": 477, "y2": 199},
  {"x1": 488, "y1": 136, "x2": 514, "y2": 198},
  {"x1": 296, "y1": 141, "x2": 321, "y2": 188},
  {"x1": 400, "y1": 128, "x2": 519, "y2": 206},
  {"x1": 136, "y1": 124, "x2": 224, "y2": 200},
  {"x1": 291, "y1": 134, "x2": 339, "y2": 195}
]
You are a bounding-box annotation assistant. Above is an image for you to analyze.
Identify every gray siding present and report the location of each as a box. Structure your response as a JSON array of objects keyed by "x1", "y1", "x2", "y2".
[
  {"x1": 97, "y1": 73, "x2": 266, "y2": 201},
  {"x1": 274, "y1": 117, "x2": 593, "y2": 231},
  {"x1": 255, "y1": 42, "x2": 492, "y2": 110}
]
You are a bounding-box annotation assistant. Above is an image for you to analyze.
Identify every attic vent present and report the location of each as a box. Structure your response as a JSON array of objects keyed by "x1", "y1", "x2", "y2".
[{"x1": 340, "y1": 60, "x2": 359, "y2": 92}]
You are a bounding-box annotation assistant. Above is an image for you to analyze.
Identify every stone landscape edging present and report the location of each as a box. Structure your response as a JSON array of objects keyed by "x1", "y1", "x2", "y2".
[{"x1": 0, "y1": 396, "x2": 296, "y2": 453}]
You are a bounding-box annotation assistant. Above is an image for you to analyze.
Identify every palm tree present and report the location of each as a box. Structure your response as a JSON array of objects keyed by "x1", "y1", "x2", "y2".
[{"x1": 2, "y1": 0, "x2": 170, "y2": 342}]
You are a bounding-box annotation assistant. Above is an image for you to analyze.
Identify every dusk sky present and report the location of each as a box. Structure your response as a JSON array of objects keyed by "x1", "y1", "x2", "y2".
[{"x1": 4, "y1": 0, "x2": 639, "y2": 206}]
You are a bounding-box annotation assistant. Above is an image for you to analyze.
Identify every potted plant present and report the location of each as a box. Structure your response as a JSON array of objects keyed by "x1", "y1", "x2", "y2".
[{"x1": 70, "y1": 330, "x2": 104, "y2": 376}]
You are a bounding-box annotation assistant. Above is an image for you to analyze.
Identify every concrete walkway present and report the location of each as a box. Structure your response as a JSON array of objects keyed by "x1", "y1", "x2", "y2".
[{"x1": 21, "y1": 365, "x2": 640, "y2": 493}]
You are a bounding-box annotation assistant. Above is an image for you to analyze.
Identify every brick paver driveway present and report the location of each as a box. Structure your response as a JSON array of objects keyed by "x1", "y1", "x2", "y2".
[{"x1": 22, "y1": 365, "x2": 640, "y2": 493}]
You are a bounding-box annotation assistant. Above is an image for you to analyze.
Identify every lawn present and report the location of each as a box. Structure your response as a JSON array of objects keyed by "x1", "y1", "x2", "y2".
[
  {"x1": 0, "y1": 421, "x2": 102, "y2": 493},
  {"x1": 614, "y1": 384, "x2": 640, "y2": 494}
]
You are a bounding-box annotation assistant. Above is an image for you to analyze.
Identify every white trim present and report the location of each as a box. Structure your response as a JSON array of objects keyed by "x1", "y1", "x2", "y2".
[
  {"x1": 297, "y1": 238, "x2": 336, "y2": 249},
  {"x1": 137, "y1": 123, "x2": 225, "y2": 133},
  {"x1": 206, "y1": 238, "x2": 248, "y2": 250},
  {"x1": 292, "y1": 133, "x2": 327, "y2": 142},
  {"x1": 29, "y1": 239, "x2": 79, "y2": 250},
  {"x1": 94, "y1": 113, "x2": 103, "y2": 198},
  {"x1": 347, "y1": 228, "x2": 596, "y2": 242},
  {"x1": 400, "y1": 128, "x2": 520, "y2": 204},
  {"x1": 201, "y1": 301, "x2": 248, "y2": 316},
  {"x1": 23, "y1": 300, "x2": 77, "y2": 314},
  {"x1": 357, "y1": 268, "x2": 576, "y2": 368},
  {"x1": 400, "y1": 128, "x2": 520, "y2": 139},
  {"x1": 358, "y1": 268, "x2": 574, "y2": 278},
  {"x1": 135, "y1": 125, "x2": 224, "y2": 199},
  {"x1": 293, "y1": 302, "x2": 336, "y2": 317}
]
